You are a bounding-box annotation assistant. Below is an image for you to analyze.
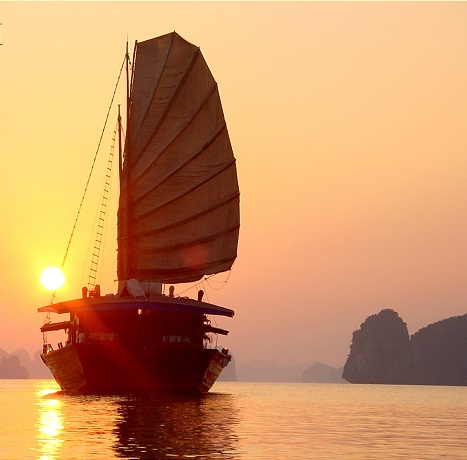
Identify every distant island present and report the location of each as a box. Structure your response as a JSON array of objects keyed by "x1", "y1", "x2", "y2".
[
  {"x1": 0, "y1": 354, "x2": 28, "y2": 379},
  {"x1": 4, "y1": 309, "x2": 465, "y2": 386},
  {"x1": 343, "y1": 309, "x2": 466, "y2": 386},
  {"x1": 0, "y1": 349, "x2": 52, "y2": 379},
  {"x1": 0, "y1": 347, "x2": 346, "y2": 383},
  {"x1": 301, "y1": 362, "x2": 346, "y2": 384},
  {"x1": 219, "y1": 357, "x2": 346, "y2": 383}
]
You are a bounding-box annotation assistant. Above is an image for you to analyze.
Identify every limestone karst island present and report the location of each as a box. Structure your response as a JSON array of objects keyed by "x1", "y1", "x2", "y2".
[{"x1": 343, "y1": 309, "x2": 466, "y2": 386}]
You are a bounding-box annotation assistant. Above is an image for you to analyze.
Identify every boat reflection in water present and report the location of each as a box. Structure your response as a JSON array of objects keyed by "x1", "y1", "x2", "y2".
[
  {"x1": 34, "y1": 381, "x2": 240, "y2": 459},
  {"x1": 113, "y1": 393, "x2": 240, "y2": 458}
]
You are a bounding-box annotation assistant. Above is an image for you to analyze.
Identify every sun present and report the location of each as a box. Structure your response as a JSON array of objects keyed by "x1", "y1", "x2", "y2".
[{"x1": 40, "y1": 266, "x2": 65, "y2": 291}]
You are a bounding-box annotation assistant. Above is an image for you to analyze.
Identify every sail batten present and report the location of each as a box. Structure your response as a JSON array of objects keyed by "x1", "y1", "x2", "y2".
[
  {"x1": 130, "y1": 119, "x2": 226, "y2": 206},
  {"x1": 131, "y1": 255, "x2": 237, "y2": 284},
  {"x1": 127, "y1": 33, "x2": 175, "y2": 155},
  {"x1": 131, "y1": 158, "x2": 236, "y2": 224},
  {"x1": 118, "y1": 32, "x2": 239, "y2": 284},
  {"x1": 131, "y1": 225, "x2": 240, "y2": 255},
  {"x1": 130, "y1": 82, "x2": 217, "y2": 191},
  {"x1": 130, "y1": 194, "x2": 239, "y2": 239},
  {"x1": 130, "y1": 48, "x2": 202, "y2": 169}
]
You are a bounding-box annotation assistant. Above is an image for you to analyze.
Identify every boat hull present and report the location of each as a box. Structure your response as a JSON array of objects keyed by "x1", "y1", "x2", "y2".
[{"x1": 41, "y1": 343, "x2": 230, "y2": 394}]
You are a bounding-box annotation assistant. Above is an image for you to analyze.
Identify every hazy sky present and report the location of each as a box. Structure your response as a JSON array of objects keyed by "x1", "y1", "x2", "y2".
[{"x1": 0, "y1": 2, "x2": 466, "y2": 368}]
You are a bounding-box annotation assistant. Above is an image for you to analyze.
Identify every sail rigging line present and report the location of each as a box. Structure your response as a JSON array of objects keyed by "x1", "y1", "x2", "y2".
[
  {"x1": 118, "y1": 106, "x2": 123, "y2": 181},
  {"x1": 87, "y1": 119, "x2": 118, "y2": 290},
  {"x1": 205, "y1": 269, "x2": 233, "y2": 291},
  {"x1": 78, "y1": 118, "x2": 118, "y2": 295},
  {"x1": 179, "y1": 269, "x2": 233, "y2": 301},
  {"x1": 59, "y1": 57, "x2": 126, "y2": 271},
  {"x1": 48, "y1": 55, "x2": 126, "y2": 306},
  {"x1": 81, "y1": 119, "x2": 126, "y2": 294}
]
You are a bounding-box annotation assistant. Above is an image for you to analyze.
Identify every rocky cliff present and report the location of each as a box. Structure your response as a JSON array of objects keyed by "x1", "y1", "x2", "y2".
[
  {"x1": 343, "y1": 309, "x2": 412, "y2": 384},
  {"x1": 0, "y1": 354, "x2": 29, "y2": 378},
  {"x1": 411, "y1": 314, "x2": 466, "y2": 385},
  {"x1": 343, "y1": 310, "x2": 466, "y2": 386},
  {"x1": 0, "y1": 348, "x2": 52, "y2": 379}
]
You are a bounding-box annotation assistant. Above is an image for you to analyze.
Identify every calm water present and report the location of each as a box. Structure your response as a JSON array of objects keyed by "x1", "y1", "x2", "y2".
[{"x1": 0, "y1": 380, "x2": 465, "y2": 459}]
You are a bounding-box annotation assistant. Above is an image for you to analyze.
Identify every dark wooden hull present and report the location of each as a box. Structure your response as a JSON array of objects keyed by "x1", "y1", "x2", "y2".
[{"x1": 41, "y1": 343, "x2": 230, "y2": 394}]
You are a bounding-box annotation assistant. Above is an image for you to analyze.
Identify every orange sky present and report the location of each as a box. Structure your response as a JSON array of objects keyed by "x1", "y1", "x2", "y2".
[{"x1": 0, "y1": 2, "x2": 466, "y2": 368}]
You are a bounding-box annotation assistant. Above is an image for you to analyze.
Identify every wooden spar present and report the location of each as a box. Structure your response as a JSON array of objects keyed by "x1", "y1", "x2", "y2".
[
  {"x1": 118, "y1": 105, "x2": 122, "y2": 182},
  {"x1": 38, "y1": 295, "x2": 235, "y2": 318},
  {"x1": 41, "y1": 321, "x2": 71, "y2": 333},
  {"x1": 122, "y1": 40, "x2": 131, "y2": 280},
  {"x1": 204, "y1": 325, "x2": 229, "y2": 336},
  {"x1": 125, "y1": 40, "x2": 130, "y2": 148}
]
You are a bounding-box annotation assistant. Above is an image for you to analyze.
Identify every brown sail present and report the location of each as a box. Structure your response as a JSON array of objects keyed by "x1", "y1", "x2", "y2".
[{"x1": 118, "y1": 32, "x2": 240, "y2": 284}]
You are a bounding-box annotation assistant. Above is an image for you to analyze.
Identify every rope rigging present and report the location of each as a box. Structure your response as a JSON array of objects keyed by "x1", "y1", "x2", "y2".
[
  {"x1": 61, "y1": 56, "x2": 126, "y2": 271},
  {"x1": 87, "y1": 120, "x2": 118, "y2": 291},
  {"x1": 49, "y1": 54, "x2": 127, "y2": 305}
]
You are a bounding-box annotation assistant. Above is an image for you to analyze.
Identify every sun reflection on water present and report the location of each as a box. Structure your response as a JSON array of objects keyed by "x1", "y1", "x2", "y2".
[
  {"x1": 21, "y1": 381, "x2": 466, "y2": 459},
  {"x1": 35, "y1": 382, "x2": 64, "y2": 460}
]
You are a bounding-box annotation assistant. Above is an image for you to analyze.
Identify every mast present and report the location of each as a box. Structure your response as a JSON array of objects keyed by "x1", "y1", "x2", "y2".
[
  {"x1": 125, "y1": 40, "x2": 130, "y2": 147},
  {"x1": 117, "y1": 105, "x2": 122, "y2": 179},
  {"x1": 122, "y1": 39, "x2": 131, "y2": 279}
]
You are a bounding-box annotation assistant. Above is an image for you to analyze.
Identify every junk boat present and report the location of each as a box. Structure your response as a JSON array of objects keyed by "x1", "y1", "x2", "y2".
[{"x1": 38, "y1": 32, "x2": 239, "y2": 393}]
